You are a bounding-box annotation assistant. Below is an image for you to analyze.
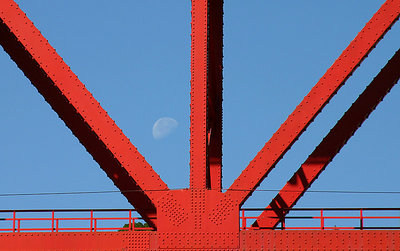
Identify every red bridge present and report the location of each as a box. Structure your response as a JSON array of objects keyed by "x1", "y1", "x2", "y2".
[{"x1": 0, "y1": 0, "x2": 400, "y2": 249}]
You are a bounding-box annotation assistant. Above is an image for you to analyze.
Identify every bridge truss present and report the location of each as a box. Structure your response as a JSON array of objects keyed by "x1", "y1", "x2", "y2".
[{"x1": 0, "y1": 0, "x2": 400, "y2": 249}]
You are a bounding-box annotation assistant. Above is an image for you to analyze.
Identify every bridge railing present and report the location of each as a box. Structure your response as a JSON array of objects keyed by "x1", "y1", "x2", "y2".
[
  {"x1": 240, "y1": 208, "x2": 400, "y2": 230},
  {"x1": 1, "y1": 208, "x2": 400, "y2": 232},
  {"x1": 0, "y1": 209, "x2": 153, "y2": 233}
]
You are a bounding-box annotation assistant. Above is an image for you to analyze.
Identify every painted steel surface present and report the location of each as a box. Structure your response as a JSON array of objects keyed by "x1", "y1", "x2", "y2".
[
  {"x1": 240, "y1": 231, "x2": 400, "y2": 250},
  {"x1": 0, "y1": 0, "x2": 400, "y2": 249},
  {"x1": 1, "y1": 208, "x2": 400, "y2": 233},
  {"x1": 206, "y1": 0, "x2": 224, "y2": 191},
  {"x1": 189, "y1": 0, "x2": 223, "y2": 191},
  {"x1": 227, "y1": 0, "x2": 400, "y2": 206},
  {"x1": 253, "y1": 49, "x2": 400, "y2": 229},
  {"x1": 1, "y1": 231, "x2": 400, "y2": 250},
  {"x1": 0, "y1": 0, "x2": 168, "y2": 228},
  {"x1": 0, "y1": 232, "x2": 154, "y2": 250}
]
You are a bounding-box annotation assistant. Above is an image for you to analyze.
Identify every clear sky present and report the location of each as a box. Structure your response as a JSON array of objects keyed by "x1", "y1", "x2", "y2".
[{"x1": 0, "y1": 0, "x2": 399, "y2": 212}]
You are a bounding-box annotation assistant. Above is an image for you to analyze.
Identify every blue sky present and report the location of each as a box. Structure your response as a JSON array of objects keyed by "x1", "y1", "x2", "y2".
[{"x1": 0, "y1": 0, "x2": 399, "y2": 212}]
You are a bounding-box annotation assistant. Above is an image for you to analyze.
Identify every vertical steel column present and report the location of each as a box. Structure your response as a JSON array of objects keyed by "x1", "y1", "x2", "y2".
[
  {"x1": 207, "y1": 0, "x2": 224, "y2": 191},
  {"x1": 190, "y1": 0, "x2": 209, "y2": 190},
  {"x1": 190, "y1": 0, "x2": 223, "y2": 190}
]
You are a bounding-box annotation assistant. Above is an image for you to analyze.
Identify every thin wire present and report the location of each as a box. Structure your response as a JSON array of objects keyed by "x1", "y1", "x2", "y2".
[
  {"x1": 224, "y1": 189, "x2": 400, "y2": 194},
  {"x1": 0, "y1": 188, "x2": 400, "y2": 197},
  {"x1": 0, "y1": 190, "x2": 167, "y2": 197}
]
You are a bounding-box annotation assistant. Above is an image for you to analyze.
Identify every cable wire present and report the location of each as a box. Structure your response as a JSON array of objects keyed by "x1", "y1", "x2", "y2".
[{"x1": 0, "y1": 188, "x2": 400, "y2": 197}]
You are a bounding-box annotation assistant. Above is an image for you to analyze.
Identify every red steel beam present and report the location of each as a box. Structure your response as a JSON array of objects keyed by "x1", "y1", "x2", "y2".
[
  {"x1": 3, "y1": 230, "x2": 400, "y2": 250},
  {"x1": 0, "y1": 0, "x2": 168, "y2": 227},
  {"x1": 240, "y1": 230, "x2": 400, "y2": 250},
  {"x1": 190, "y1": 0, "x2": 224, "y2": 190},
  {"x1": 227, "y1": 0, "x2": 400, "y2": 205},
  {"x1": 253, "y1": 49, "x2": 400, "y2": 229},
  {"x1": 190, "y1": 0, "x2": 209, "y2": 189},
  {"x1": 207, "y1": 0, "x2": 224, "y2": 191}
]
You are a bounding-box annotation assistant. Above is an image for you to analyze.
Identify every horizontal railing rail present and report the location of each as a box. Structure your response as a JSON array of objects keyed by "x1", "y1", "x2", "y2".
[{"x1": 240, "y1": 208, "x2": 400, "y2": 230}]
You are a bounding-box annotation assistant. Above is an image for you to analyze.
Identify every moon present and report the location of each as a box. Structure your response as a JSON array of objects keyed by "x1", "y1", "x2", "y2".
[{"x1": 152, "y1": 117, "x2": 178, "y2": 139}]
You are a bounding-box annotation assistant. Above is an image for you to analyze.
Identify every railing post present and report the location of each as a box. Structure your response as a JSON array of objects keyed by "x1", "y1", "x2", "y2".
[
  {"x1": 90, "y1": 210, "x2": 93, "y2": 232},
  {"x1": 360, "y1": 209, "x2": 364, "y2": 230},
  {"x1": 56, "y1": 219, "x2": 59, "y2": 232},
  {"x1": 129, "y1": 210, "x2": 132, "y2": 231},
  {"x1": 242, "y1": 210, "x2": 246, "y2": 230},
  {"x1": 12, "y1": 211, "x2": 16, "y2": 233},
  {"x1": 94, "y1": 219, "x2": 97, "y2": 232},
  {"x1": 17, "y1": 219, "x2": 20, "y2": 233},
  {"x1": 320, "y1": 210, "x2": 324, "y2": 230},
  {"x1": 51, "y1": 211, "x2": 55, "y2": 233}
]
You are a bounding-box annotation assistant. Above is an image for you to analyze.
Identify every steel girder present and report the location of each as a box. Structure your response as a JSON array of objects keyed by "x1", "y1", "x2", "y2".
[
  {"x1": 2, "y1": 231, "x2": 400, "y2": 250},
  {"x1": 253, "y1": 49, "x2": 400, "y2": 229},
  {"x1": 227, "y1": 0, "x2": 400, "y2": 206},
  {"x1": 190, "y1": 0, "x2": 223, "y2": 191},
  {"x1": 0, "y1": 0, "x2": 169, "y2": 228},
  {"x1": 1, "y1": 0, "x2": 400, "y2": 249}
]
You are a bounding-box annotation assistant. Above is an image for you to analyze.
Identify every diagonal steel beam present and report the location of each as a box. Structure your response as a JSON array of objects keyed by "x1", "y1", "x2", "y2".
[
  {"x1": 0, "y1": 0, "x2": 168, "y2": 227},
  {"x1": 190, "y1": 0, "x2": 224, "y2": 190},
  {"x1": 227, "y1": 0, "x2": 400, "y2": 205},
  {"x1": 252, "y1": 48, "x2": 400, "y2": 229}
]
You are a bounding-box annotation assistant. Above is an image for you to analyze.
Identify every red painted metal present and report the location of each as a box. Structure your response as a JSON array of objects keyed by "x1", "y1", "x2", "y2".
[
  {"x1": 1, "y1": 208, "x2": 400, "y2": 233},
  {"x1": 0, "y1": 0, "x2": 168, "y2": 228},
  {"x1": 190, "y1": 0, "x2": 209, "y2": 190},
  {"x1": 253, "y1": 49, "x2": 400, "y2": 229},
  {"x1": 190, "y1": 0, "x2": 223, "y2": 191},
  {"x1": 152, "y1": 1, "x2": 239, "y2": 248},
  {"x1": 0, "y1": 232, "x2": 155, "y2": 250},
  {"x1": 239, "y1": 231, "x2": 400, "y2": 250},
  {"x1": 1, "y1": 230, "x2": 400, "y2": 250},
  {"x1": 0, "y1": 209, "x2": 151, "y2": 232},
  {"x1": 207, "y1": 0, "x2": 224, "y2": 191},
  {"x1": 0, "y1": 0, "x2": 400, "y2": 248},
  {"x1": 240, "y1": 208, "x2": 400, "y2": 230},
  {"x1": 227, "y1": 0, "x2": 400, "y2": 206}
]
